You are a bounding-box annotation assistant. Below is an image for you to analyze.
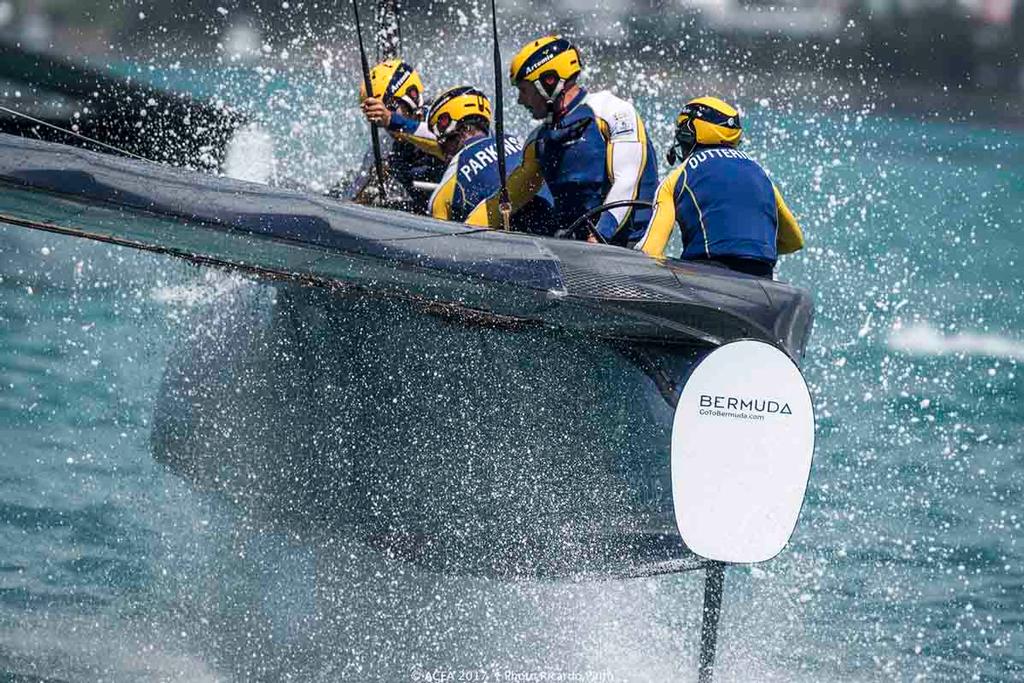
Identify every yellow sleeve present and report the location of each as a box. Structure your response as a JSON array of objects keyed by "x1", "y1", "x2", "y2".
[
  {"x1": 636, "y1": 166, "x2": 685, "y2": 258},
  {"x1": 393, "y1": 131, "x2": 445, "y2": 160},
  {"x1": 388, "y1": 118, "x2": 446, "y2": 160},
  {"x1": 774, "y1": 184, "x2": 804, "y2": 255},
  {"x1": 465, "y1": 139, "x2": 545, "y2": 227},
  {"x1": 430, "y1": 172, "x2": 458, "y2": 221}
]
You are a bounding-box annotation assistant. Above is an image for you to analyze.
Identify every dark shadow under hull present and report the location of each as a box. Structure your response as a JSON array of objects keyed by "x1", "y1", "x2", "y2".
[{"x1": 152, "y1": 279, "x2": 707, "y2": 578}]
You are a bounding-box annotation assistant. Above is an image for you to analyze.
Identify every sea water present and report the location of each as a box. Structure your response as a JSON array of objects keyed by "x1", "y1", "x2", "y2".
[{"x1": 0, "y1": 57, "x2": 1022, "y2": 681}]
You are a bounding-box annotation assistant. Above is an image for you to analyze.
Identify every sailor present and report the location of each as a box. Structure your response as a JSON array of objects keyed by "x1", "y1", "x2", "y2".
[
  {"x1": 427, "y1": 86, "x2": 554, "y2": 232},
  {"x1": 358, "y1": 59, "x2": 446, "y2": 213},
  {"x1": 467, "y1": 35, "x2": 658, "y2": 246},
  {"x1": 635, "y1": 97, "x2": 804, "y2": 278}
]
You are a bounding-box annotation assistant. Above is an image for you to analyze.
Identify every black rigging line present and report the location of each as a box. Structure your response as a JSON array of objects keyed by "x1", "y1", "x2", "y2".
[
  {"x1": 0, "y1": 104, "x2": 153, "y2": 162},
  {"x1": 489, "y1": 0, "x2": 512, "y2": 231},
  {"x1": 352, "y1": 0, "x2": 387, "y2": 203}
]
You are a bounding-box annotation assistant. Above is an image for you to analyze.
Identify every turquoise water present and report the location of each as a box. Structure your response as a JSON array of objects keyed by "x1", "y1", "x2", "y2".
[{"x1": 1, "y1": 67, "x2": 1023, "y2": 681}]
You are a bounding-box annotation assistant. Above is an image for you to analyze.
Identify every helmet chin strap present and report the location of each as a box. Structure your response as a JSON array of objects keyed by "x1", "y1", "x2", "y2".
[
  {"x1": 667, "y1": 140, "x2": 697, "y2": 165},
  {"x1": 535, "y1": 78, "x2": 565, "y2": 125},
  {"x1": 399, "y1": 93, "x2": 420, "y2": 113},
  {"x1": 667, "y1": 118, "x2": 697, "y2": 165}
]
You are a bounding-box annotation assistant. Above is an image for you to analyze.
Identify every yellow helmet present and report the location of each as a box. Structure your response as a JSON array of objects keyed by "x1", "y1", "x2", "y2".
[
  {"x1": 359, "y1": 59, "x2": 424, "y2": 113},
  {"x1": 509, "y1": 35, "x2": 582, "y2": 100},
  {"x1": 676, "y1": 96, "x2": 742, "y2": 147},
  {"x1": 427, "y1": 86, "x2": 492, "y2": 140}
]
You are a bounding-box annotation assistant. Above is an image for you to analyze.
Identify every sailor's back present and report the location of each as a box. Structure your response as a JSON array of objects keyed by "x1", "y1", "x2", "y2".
[
  {"x1": 667, "y1": 145, "x2": 779, "y2": 263},
  {"x1": 434, "y1": 133, "x2": 532, "y2": 222},
  {"x1": 637, "y1": 96, "x2": 804, "y2": 277}
]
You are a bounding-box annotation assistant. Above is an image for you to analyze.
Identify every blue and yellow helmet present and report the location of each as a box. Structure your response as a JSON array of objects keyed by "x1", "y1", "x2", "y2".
[
  {"x1": 509, "y1": 35, "x2": 582, "y2": 100},
  {"x1": 676, "y1": 96, "x2": 743, "y2": 147},
  {"x1": 359, "y1": 59, "x2": 424, "y2": 113},
  {"x1": 427, "y1": 86, "x2": 492, "y2": 140}
]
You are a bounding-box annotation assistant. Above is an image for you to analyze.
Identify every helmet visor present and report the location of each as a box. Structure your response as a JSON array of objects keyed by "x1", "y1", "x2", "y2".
[{"x1": 431, "y1": 112, "x2": 453, "y2": 139}]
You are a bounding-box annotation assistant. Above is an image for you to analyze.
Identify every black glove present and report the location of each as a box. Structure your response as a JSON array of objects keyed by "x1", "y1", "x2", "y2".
[{"x1": 536, "y1": 117, "x2": 592, "y2": 175}]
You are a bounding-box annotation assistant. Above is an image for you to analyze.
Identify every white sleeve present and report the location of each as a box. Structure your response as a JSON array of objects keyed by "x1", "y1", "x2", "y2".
[
  {"x1": 410, "y1": 120, "x2": 435, "y2": 141},
  {"x1": 587, "y1": 92, "x2": 648, "y2": 236}
]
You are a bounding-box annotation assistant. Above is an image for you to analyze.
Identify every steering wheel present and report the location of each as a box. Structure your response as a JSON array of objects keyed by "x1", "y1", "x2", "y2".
[{"x1": 554, "y1": 200, "x2": 654, "y2": 243}]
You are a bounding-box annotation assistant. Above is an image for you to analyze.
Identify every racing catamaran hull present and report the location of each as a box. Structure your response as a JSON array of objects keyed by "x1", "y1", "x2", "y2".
[
  {"x1": 0, "y1": 133, "x2": 813, "y2": 578},
  {"x1": 153, "y1": 279, "x2": 699, "y2": 577}
]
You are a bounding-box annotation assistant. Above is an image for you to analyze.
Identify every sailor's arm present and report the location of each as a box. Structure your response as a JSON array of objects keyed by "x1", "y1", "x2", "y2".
[
  {"x1": 773, "y1": 184, "x2": 805, "y2": 254},
  {"x1": 387, "y1": 113, "x2": 445, "y2": 160},
  {"x1": 635, "y1": 166, "x2": 685, "y2": 258},
  {"x1": 464, "y1": 137, "x2": 545, "y2": 227},
  {"x1": 594, "y1": 112, "x2": 649, "y2": 240},
  {"x1": 361, "y1": 98, "x2": 445, "y2": 159}
]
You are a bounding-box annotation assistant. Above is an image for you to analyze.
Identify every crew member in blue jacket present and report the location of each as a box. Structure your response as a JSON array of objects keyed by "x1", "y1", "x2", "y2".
[
  {"x1": 359, "y1": 59, "x2": 446, "y2": 213},
  {"x1": 635, "y1": 97, "x2": 804, "y2": 278},
  {"x1": 466, "y1": 35, "x2": 658, "y2": 246},
  {"x1": 427, "y1": 86, "x2": 553, "y2": 233}
]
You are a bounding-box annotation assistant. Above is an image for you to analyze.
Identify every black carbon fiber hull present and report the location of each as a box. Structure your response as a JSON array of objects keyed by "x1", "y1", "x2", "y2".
[{"x1": 0, "y1": 133, "x2": 815, "y2": 577}]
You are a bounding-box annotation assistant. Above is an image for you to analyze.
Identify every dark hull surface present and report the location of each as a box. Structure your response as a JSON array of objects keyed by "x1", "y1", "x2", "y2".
[
  {"x1": 0, "y1": 134, "x2": 815, "y2": 578},
  {"x1": 154, "y1": 280, "x2": 702, "y2": 577}
]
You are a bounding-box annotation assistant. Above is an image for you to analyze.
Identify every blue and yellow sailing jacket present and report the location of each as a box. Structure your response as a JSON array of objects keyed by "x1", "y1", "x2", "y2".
[
  {"x1": 429, "y1": 133, "x2": 554, "y2": 230},
  {"x1": 466, "y1": 88, "x2": 658, "y2": 244},
  {"x1": 387, "y1": 112, "x2": 444, "y2": 159},
  {"x1": 635, "y1": 145, "x2": 804, "y2": 263}
]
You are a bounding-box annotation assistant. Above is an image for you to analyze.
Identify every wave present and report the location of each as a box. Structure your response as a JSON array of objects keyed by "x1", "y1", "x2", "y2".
[
  {"x1": 149, "y1": 271, "x2": 247, "y2": 306},
  {"x1": 223, "y1": 122, "x2": 276, "y2": 185},
  {"x1": 887, "y1": 321, "x2": 1024, "y2": 361}
]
